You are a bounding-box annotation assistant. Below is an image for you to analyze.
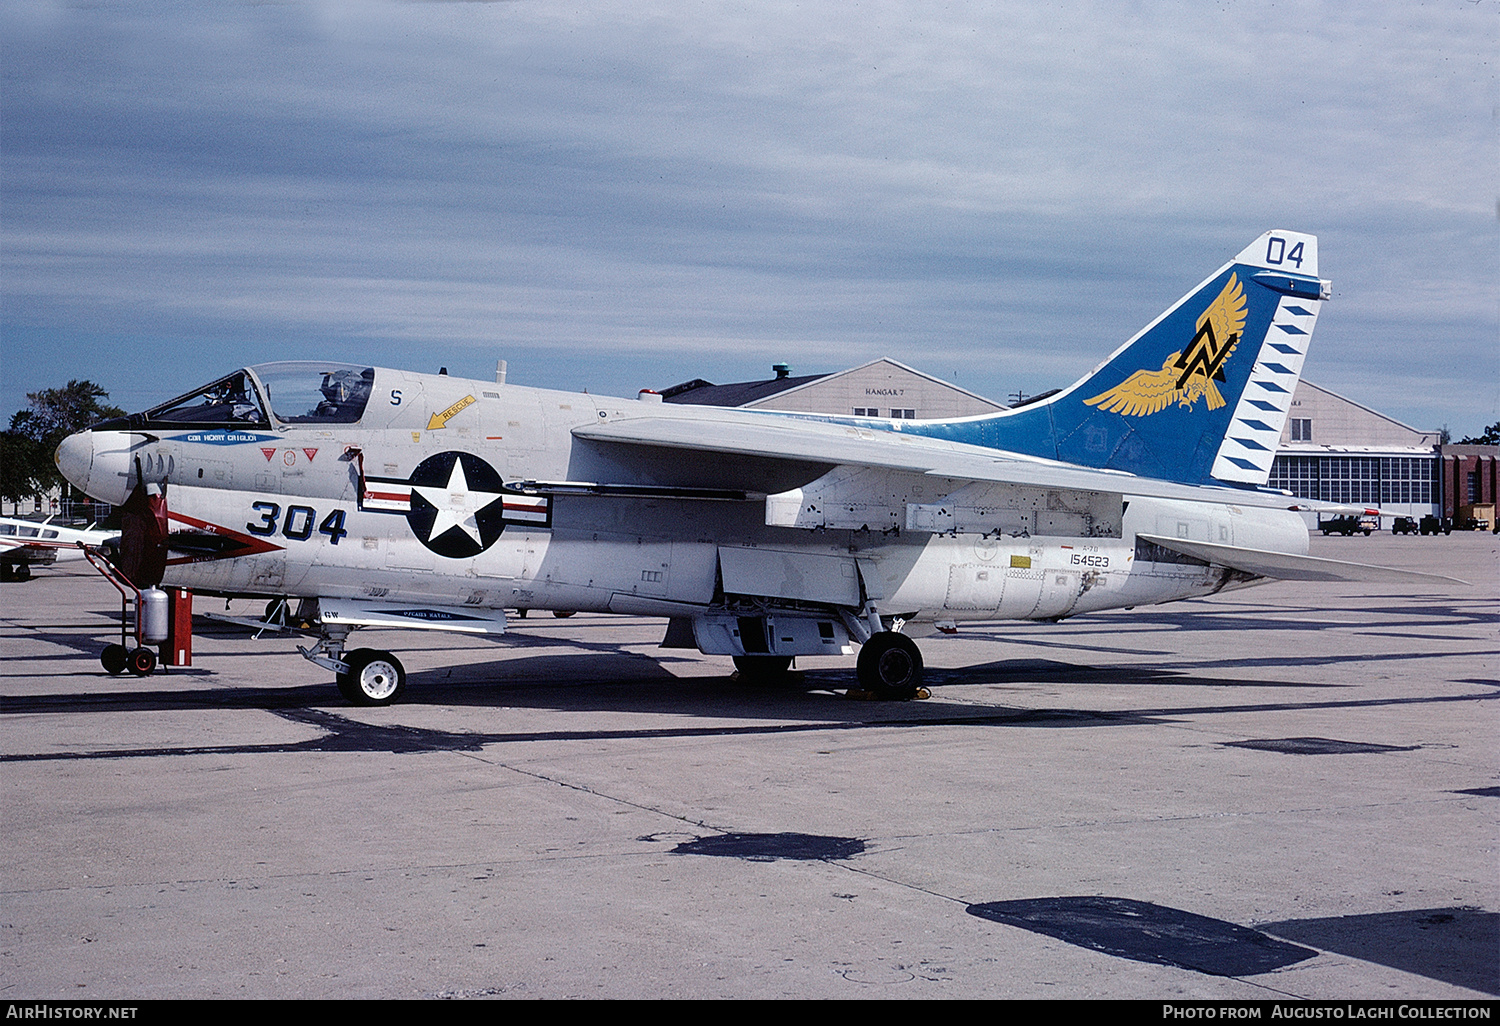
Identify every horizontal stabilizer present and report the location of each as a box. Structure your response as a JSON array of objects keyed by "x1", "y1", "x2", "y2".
[
  {"x1": 1288, "y1": 503, "x2": 1381, "y2": 516},
  {"x1": 1135, "y1": 534, "x2": 1467, "y2": 586}
]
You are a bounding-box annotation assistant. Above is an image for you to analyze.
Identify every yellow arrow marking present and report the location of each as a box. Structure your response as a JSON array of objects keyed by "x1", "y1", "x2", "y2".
[{"x1": 428, "y1": 394, "x2": 476, "y2": 430}]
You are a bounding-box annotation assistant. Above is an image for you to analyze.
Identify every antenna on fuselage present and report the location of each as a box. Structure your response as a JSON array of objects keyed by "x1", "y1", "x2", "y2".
[{"x1": 496, "y1": 359, "x2": 508, "y2": 385}]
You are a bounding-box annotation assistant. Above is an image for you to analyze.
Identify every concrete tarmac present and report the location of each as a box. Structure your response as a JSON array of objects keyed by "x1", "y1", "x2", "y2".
[{"x1": 2, "y1": 533, "x2": 1496, "y2": 1000}]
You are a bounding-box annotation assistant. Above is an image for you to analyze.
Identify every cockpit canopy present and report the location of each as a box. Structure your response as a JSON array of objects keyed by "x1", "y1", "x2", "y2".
[
  {"x1": 252, "y1": 362, "x2": 375, "y2": 425},
  {"x1": 138, "y1": 363, "x2": 375, "y2": 428},
  {"x1": 145, "y1": 370, "x2": 267, "y2": 426}
]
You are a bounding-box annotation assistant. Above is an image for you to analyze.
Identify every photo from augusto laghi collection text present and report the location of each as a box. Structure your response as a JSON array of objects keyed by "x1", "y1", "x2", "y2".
[{"x1": 1161, "y1": 1004, "x2": 1494, "y2": 1020}]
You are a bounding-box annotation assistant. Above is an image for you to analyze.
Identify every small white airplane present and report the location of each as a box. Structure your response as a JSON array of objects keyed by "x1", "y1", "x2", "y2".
[
  {"x1": 54, "y1": 231, "x2": 1453, "y2": 702},
  {"x1": 0, "y1": 515, "x2": 119, "y2": 580}
]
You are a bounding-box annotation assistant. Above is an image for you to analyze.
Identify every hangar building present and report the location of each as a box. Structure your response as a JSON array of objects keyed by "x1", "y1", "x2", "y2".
[
  {"x1": 1265, "y1": 381, "x2": 1440, "y2": 521},
  {"x1": 661, "y1": 358, "x2": 1005, "y2": 420}
]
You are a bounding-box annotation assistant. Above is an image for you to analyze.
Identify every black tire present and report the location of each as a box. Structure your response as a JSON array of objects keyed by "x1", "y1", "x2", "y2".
[
  {"x1": 732, "y1": 655, "x2": 793, "y2": 682},
  {"x1": 339, "y1": 649, "x2": 406, "y2": 706},
  {"x1": 101, "y1": 643, "x2": 129, "y2": 675},
  {"x1": 12, "y1": 562, "x2": 30, "y2": 581},
  {"x1": 334, "y1": 671, "x2": 360, "y2": 704},
  {"x1": 856, "y1": 632, "x2": 924, "y2": 700},
  {"x1": 127, "y1": 647, "x2": 156, "y2": 677}
]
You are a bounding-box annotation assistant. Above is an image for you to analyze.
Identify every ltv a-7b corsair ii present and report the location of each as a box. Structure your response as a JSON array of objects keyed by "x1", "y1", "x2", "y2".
[{"x1": 55, "y1": 231, "x2": 1449, "y2": 704}]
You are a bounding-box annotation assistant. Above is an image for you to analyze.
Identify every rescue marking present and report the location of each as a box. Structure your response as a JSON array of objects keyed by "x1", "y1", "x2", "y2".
[{"x1": 428, "y1": 394, "x2": 477, "y2": 430}]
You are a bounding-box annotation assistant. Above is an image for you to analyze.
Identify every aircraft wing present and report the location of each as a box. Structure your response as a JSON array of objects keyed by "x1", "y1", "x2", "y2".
[
  {"x1": 1135, "y1": 534, "x2": 1467, "y2": 585},
  {"x1": 575, "y1": 414, "x2": 1304, "y2": 510},
  {"x1": 0, "y1": 536, "x2": 74, "y2": 553}
]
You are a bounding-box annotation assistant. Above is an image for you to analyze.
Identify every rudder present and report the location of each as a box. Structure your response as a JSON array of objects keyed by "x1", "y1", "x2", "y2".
[{"x1": 1042, "y1": 230, "x2": 1328, "y2": 486}]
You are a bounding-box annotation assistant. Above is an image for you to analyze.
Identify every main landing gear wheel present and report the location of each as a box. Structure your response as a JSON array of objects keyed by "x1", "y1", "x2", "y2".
[
  {"x1": 101, "y1": 643, "x2": 129, "y2": 675},
  {"x1": 732, "y1": 655, "x2": 793, "y2": 682},
  {"x1": 856, "y1": 632, "x2": 923, "y2": 700},
  {"x1": 337, "y1": 649, "x2": 407, "y2": 706}
]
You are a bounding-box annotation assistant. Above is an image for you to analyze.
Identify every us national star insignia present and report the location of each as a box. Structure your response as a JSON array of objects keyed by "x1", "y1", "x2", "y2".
[
  {"x1": 404, "y1": 451, "x2": 510, "y2": 558},
  {"x1": 1084, "y1": 273, "x2": 1248, "y2": 417},
  {"x1": 412, "y1": 455, "x2": 501, "y2": 548}
]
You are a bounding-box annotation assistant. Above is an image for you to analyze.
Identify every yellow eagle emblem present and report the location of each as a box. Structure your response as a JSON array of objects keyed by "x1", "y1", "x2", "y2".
[{"x1": 1084, "y1": 273, "x2": 1248, "y2": 416}]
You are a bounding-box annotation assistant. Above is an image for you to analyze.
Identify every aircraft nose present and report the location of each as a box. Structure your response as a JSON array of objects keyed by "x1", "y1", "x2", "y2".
[
  {"x1": 54, "y1": 430, "x2": 135, "y2": 506},
  {"x1": 54, "y1": 431, "x2": 94, "y2": 492}
]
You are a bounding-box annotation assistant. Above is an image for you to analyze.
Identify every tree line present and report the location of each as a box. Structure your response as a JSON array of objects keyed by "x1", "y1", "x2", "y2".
[
  {"x1": 2, "y1": 381, "x2": 123, "y2": 507},
  {"x1": 1456, "y1": 422, "x2": 1500, "y2": 445}
]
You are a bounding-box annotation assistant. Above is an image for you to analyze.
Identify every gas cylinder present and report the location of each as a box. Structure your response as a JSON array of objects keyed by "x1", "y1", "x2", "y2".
[{"x1": 140, "y1": 587, "x2": 170, "y2": 644}]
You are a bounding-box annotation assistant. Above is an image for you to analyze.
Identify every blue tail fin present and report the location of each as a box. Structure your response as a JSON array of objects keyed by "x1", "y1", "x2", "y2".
[{"x1": 924, "y1": 231, "x2": 1328, "y2": 486}]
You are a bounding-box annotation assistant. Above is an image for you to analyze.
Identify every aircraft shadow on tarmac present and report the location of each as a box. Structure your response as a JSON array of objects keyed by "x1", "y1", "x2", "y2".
[
  {"x1": 4, "y1": 652, "x2": 1496, "y2": 764},
  {"x1": 13, "y1": 591, "x2": 1491, "y2": 690},
  {"x1": 0, "y1": 649, "x2": 1416, "y2": 719}
]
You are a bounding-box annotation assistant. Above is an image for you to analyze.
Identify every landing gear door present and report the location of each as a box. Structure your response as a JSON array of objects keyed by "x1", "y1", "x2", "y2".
[{"x1": 716, "y1": 547, "x2": 862, "y2": 606}]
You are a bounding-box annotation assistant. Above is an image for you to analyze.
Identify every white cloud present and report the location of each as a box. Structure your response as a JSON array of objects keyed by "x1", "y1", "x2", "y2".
[{"x1": 2, "y1": 0, "x2": 1495, "y2": 433}]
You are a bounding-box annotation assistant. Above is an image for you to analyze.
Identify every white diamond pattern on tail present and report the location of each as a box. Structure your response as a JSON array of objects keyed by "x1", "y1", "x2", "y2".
[{"x1": 1210, "y1": 295, "x2": 1321, "y2": 485}]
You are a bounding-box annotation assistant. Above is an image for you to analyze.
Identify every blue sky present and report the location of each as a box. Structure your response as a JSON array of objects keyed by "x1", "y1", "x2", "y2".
[{"x1": 3, "y1": 0, "x2": 1496, "y2": 437}]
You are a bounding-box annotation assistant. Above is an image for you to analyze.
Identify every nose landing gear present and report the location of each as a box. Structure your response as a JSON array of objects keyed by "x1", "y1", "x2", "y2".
[
  {"x1": 299, "y1": 629, "x2": 407, "y2": 706},
  {"x1": 337, "y1": 649, "x2": 407, "y2": 706}
]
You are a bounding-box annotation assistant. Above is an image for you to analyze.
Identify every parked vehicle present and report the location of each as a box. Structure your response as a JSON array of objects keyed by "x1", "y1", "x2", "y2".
[
  {"x1": 1419, "y1": 515, "x2": 1453, "y2": 536},
  {"x1": 1455, "y1": 504, "x2": 1494, "y2": 532},
  {"x1": 1391, "y1": 516, "x2": 1419, "y2": 535},
  {"x1": 1319, "y1": 514, "x2": 1374, "y2": 536}
]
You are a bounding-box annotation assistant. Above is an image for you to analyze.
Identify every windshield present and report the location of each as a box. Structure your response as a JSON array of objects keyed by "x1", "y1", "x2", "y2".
[
  {"x1": 251, "y1": 363, "x2": 375, "y2": 425},
  {"x1": 145, "y1": 371, "x2": 268, "y2": 426}
]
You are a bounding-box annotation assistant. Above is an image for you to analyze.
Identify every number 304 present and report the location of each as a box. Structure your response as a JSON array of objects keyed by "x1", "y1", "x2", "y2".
[{"x1": 247, "y1": 502, "x2": 348, "y2": 544}]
